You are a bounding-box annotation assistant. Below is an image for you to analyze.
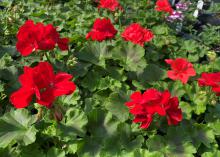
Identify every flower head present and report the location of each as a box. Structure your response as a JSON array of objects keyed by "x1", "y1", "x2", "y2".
[
  {"x1": 121, "y1": 23, "x2": 154, "y2": 46},
  {"x1": 98, "y1": 0, "x2": 122, "y2": 11},
  {"x1": 165, "y1": 58, "x2": 196, "y2": 84},
  {"x1": 16, "y1": 20, "x2": 69, "y2": 56},
  {"x1": 10, "y1": 62, "x2": 76, "y2": 108},
  {"x1": 86, "y1": 18, "x2": 117, "y2": 41},
  {"x1": 155, "y1": 0, "x2": 173, "y2": 15},
  {"x1": 176, "y1": 1, "x2": 190, "y2": 11},
  {"x1": 198, "y1": 72, "x2": 220, "y2": 95},
  {"x1": 166, "y1": 11, "x2": 184, "y2": 22},
  {"x1": 125, "y1": 89, "x2": 182, "y2": 129}
]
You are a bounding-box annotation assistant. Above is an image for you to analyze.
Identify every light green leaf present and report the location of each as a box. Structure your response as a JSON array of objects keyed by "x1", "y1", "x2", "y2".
[
  {"x1": 179, "y1": 102, "x2": 193, "y2": 119},
  {"x1": 0, "y1": 109, "x2": 37, "y2": 148},
  {"x1": 202, "y1": 150, "x2": 220, "y2": 157},
  {"x1": 47, "y1": 147, "x2": 65, "y2": 157},
  {"x1": 191, "y1": 124, "x2": 215, "y2": 148}
]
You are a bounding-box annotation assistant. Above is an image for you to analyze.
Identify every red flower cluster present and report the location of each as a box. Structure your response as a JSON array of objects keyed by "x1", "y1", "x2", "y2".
[
  {"x1": 16, "y1": 20, "x2": 69, "y2": 56},
  {"x1": 10, "y1": 62, "x2": 76, "y2": 108},
  {"x1": 165, "y1": 58, "x2": 196, "y2": 84},
  {"x1": 121, "y1": 23, "x2": 154, "y2": 46},
  {"x1": 98, "y1": 0, "x2": 122, "y2": 11},
  {"x1": 155, "y1": 0, "x2": 173, "y2": 14},
  {"x1": 86, "y1": 18, "x2": 117, "y2": 41},
  {"x1": 198, "y1": 72, "x2": 220, "y2": 95},
  {"x1": 125, "y1": 89, "x2": 182, "y2": 129}
]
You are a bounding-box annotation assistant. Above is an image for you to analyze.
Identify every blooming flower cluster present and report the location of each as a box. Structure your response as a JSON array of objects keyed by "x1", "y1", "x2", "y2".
[
  {"x1": 166, "y1": 11, "x2": 184, "y2": 22},
  {"x1": 98, "y1": 0, "x2": 122, "y2": 11},
  {"x1": 16, "y1": 20, "x2": 69, "y2": 56},
  {"x1": 125, "y1": 89, "x2": 182, "y2": 129},
  {"x1": 86, "y1": 18, "x2": 118, "y2": 42},
  {"x1": 166, "y1": 1, "x2": 190, "y2": 22},
  {"x1": 198, "y1": 72, "x2": 220, "y2": 95},
  {"x1": 165, "y1": 58, "x2": 196, "y2": 84},
  {"x1": 121, "y1": 23, "x2": 154, "y2": 46},
  {"x1": 86, "y1": 19, "x2": 154, "y2": 46},
  {"x1": 10, "y1": 62, "x2": 76, "y2": 108},
  {"x1": 155, "y1": 0, "x2": 173, "y2": 15},
  {"x1": 11, "y1": 20, "x2": 76, "y2": 110},
  {"x1": 176, "y1": 1, "x2": 189, "y2": 11}
]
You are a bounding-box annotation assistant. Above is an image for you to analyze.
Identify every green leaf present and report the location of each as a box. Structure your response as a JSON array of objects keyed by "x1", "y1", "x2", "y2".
[
  {"x1": 192, "y1": 92, "x2": 208, "y2": 115},
  {"x1": 210, "y1": 120, "x2": 220, "y2": 135},
  {"x1": 146, "y1": 135, "x2": 166, "y2": 152},
  {"x1": 20, "y1": 143, "x2": 46, "y2": 157},
  {"x1": 120, "y1": 149, "x2": 164, "y2": 157},
  {"x1": 191, "y1": 124, "x2": 215, "y2": 148},
  {"x1": 105, "y1": 92, "x2": 129, "y2": 122},
  {"x1": 179, "y1": 101, "x2": 193, "y2": 120},
  {"x1": 66, "y1": 141, "x2": 78, "y2": 154},
  {"x1": 166, "y1": 126, "x2": 196, "y2": 157},
  {"x1": 77, "y1": 137, "x2": 102, "y2": 157},
  {"x1": 58, "y1": 108, "x2": 88, "y2": 139},
  {"x1": 137, "y1": 64, "x2": 166, "y2": 83},
  {"x1": 76, "y1": 42, "x2": 111, "y2": 67},
  {"x1": 81, "y1": 71, "x2": 101, "y2": 92},
  {"x1": 0, "y1": 109, "x2": 37, "y2": 148},
  {"x1": 169, "y1": 81, "x2": 185, "y2": 97},
  {"x1": 59, "y1": 89, "x2": 80, "y2": 106},
  {"x1": 182, "y1": 40, "x2": 198, "y2": 53},
  {"x1": 202, "y1": 150, "x2": 220, "y2": 157},
  {"x1": 112, "y1": 42, "x2": 146, "y2": 72},
  {"x1": 152, "y1": 25, "x2": 169, "y2": 35},
  {"x1": 87, "y1": 110, "x2": 119, "y2": 138},
  {"x1": 47, "y1": 147, "x2": 65, "y2": 157}
]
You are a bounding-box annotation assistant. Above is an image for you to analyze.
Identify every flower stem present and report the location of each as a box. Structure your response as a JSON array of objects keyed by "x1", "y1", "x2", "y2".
[{"x1": 45, "y1": 52, "x2": 53, "y2": 64}]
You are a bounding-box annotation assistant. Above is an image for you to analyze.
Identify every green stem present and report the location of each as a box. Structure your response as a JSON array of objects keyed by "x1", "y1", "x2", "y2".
[{"x1": 45, "y1": 52, "x2": 53, "y2": 64}]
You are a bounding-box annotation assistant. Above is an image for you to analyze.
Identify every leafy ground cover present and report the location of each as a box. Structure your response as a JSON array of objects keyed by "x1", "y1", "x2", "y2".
[{"x1": 1, "y1": 0, "x2": 220, "y2": 156}]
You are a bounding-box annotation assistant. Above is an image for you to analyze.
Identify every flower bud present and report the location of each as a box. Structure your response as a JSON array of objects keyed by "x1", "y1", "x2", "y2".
[
  {"x1": 54, "y1": 110, "x2": 63, "y2": 122},
  {"x1": 67, "y1": 56, "x2": 77, "y2": 68},
  {"x1": 207, "y1": 51, "x2": 217, "y2": 62}
]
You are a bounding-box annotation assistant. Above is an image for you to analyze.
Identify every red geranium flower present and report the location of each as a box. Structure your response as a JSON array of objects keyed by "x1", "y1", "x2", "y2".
[
  {"x1": 98, "y1": 0, "x2": 122, "y2": 11},
  {"x1": 165, "y1": 97, "x2": 183, "y2": 125},
  {"x1": 16, "y1": 20, "x2": 69, "y2": 56},
  {"x1": 155, "y1": 0, "x2": 173, "y2": 14},
  {"x1": 121, "y1": 23, "x2": 154, "y2": 46},
  {"x1": 86, "y1": 18, "x2": 117, "y2": 41},
  {"x1": 165, "y1": 58, "x2": 196, "y2": 84},
  {"x1": 10, "y1": 62, "x2": 76, "y2": 108},
  {"x1": 125, "y1": 88, "x2": 182, "y2": 129},
  {"x1": 198, "y1": 72, "x2": 220, "y2": 95}
]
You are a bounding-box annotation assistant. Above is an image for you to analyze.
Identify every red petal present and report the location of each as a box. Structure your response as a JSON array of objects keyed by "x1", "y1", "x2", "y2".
[
  {"x1": 33, "y1": 62, "x2": 55, "y2": 89},
  {"x1": 10, "y1": 87, "x2": 34, "y2": 108},
  {"x1": 161, "y1": 90, "x2": 171, "y2": 107},
  {"x1": 140, "y1": 115, "x2": 153, "y2": 129},
  {"x1": 37, "y1": 88, "x2": 55, "y2": 108},
  {"x1": 58, "y1": 38, "x2": 69, "y2": 51},
  {"x1": 165, "y1": 59, "x2": 173, "y2": 64},
  {"x1": 53, "y1": 73, "x2": 76, "y2": 97},
  {"x1": 167, "y1": 71, "x2": 178, "y2": 80},
  {"x1": 186, "y1": 68, "x2": 196, "y2": 76},
  {"x1": 16, "y1": 41, "x2": 35, "y2": 56},
  {"x1": 130, "y1": 91, "x2": 142, "y2": 102}
]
